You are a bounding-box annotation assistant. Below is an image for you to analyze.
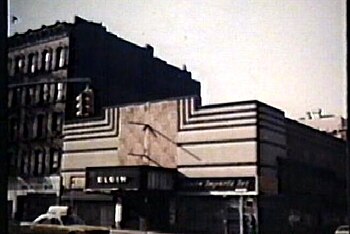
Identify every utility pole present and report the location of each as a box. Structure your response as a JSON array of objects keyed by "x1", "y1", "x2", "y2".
[{"x1": 0, "y1": 0, "x2": 8, "y2": 232}]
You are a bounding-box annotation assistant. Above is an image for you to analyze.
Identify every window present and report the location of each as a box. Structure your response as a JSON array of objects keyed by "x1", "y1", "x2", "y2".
[
  {"x1": 50, "y1": 149, "x2": 60, "y2": 173},
  {"x1": 16, "y1": 88, "x2": 21, "y2": 106},
  {"x1": 9, "y1": 118, "x2": 18, "y2": 140},
  {"x1": 30, "y1": 151, "x2": 36, "y2": 175},
  {"x1": 57, "y1": 83, "x2": 64, "y2": 101},
  {"x1": 37, "y1": 218, "x2": 61, "y2": 225},
  {"x1": 21, "y1": 151, "x2": 28, "y2": 175},
  {"x1": 50, "y1": 84, "x2": 56, "y2": 102},
  {"x1": 9, "y1": 88, "x2": 21, "y2": 108},
  {"x1": 29, "y1": 87, "x2": 35, "y2": 105},
  {"x1": 55, "y1": 47, "x2": 66, "y2": 69},
  {"x1": 8, "y1": 89, "x2": 13, "y2": 108},
  {"x1": 22, "y1": 121, "x2": 29, "y2": 139},
  {"x1": 41, "y1": 50, "x2": 52, "y2": 71},
  {"x1": 20, "y1": 87, "x2": 26, "y2": 106},
  {"x1": 24, "y1": 87, "x2": 31, "y2": 105},
  {"x1": 43, "y1": 84, "x2": 50, "y2": 102},
  {"x1": 36, "y1": 114, "x2": 44, "y2": 138},
  {"x1": 8, "y1": 58, "x2": 13, "y2": 75},
  {"x1": 9, "y1": 151, "x2": 16, "y2": 170},
  {"x1": 28, "y1": 53, "x2": 38, "y2": 74},
  {"x1": 51, "y1": 113, "x2": 57, "y2": 133},
  {"x1": 33, "y1": 149, "x2": 43, "y2": 176},
  {"x1": 15, "y1": 56, "x2": 25, "y2": 74},
  {"x1": 37, "y1": 85, "x2": 44, "y2": 104},
  {"x1": 37, "y1": 150, "x2": 44, "y2": 175}
]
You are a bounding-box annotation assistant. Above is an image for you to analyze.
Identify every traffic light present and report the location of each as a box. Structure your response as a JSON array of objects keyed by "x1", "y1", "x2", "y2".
[
  {"x1": 83, "y1": 88, "x2": 94, "y2": 116},
  {"x1": 75, "y1": 93, "x2": 83, "y2": 117},
  {"x1": 75, "y1": 88, "x2": 94, "y2": 117}
]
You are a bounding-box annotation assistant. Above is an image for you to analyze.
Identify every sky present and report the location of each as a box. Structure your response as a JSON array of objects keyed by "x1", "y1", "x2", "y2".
[{"x1": 9, "y1": 0, "x2": 347, "y2": 119}]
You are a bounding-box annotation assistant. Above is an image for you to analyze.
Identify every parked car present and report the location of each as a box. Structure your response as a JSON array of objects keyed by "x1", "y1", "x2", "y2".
[
  {"x1": 17, "y1": 224, "x2": 110, "y2": 234},
  {"x1": 16, "y1": 206, "x2": 109, "y2": 234},
  {"x1": 335, "y1": 225, "x2": 349, "y2": 234},
  {"x1": 32, "y1": 206, "x2": 84, "y2": 225}
]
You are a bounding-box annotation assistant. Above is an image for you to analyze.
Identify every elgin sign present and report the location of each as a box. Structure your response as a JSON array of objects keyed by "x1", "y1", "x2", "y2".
[{"x1": 97, "y1": 176, "x2": 128, "y2": 184}]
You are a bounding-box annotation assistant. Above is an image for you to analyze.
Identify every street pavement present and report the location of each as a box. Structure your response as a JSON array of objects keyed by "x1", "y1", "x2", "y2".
[{"x1": 110, "y1": 229, "x2": 186, "y2": 234}]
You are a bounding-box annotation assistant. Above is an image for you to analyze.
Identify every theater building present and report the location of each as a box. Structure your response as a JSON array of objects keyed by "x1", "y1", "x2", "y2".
[{"x1": 61, "y1": 97, "x2": 346, "y2": 233}]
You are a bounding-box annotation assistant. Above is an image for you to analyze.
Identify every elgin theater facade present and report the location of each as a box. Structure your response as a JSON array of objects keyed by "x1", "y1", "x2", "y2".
[{"x1": 61, "y1": 97, "x2": 346, "y2": 234}]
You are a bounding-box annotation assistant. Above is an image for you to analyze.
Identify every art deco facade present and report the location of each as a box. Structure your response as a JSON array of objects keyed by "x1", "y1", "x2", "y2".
[
  {"x1": 62, "y1": 97, "x2": 346, "y2": 233},
  {"x1": 7, "y1": 16, "x2": 200, "y2": 221}
]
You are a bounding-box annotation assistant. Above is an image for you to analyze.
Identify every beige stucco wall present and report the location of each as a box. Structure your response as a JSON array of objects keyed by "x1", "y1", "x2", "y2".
[
  {"x1": 117, "y1": 100, "x2": 178, "y2": 168},
  {"x1": 178, "y1": 141, "x2": 257, "y2": 166}
]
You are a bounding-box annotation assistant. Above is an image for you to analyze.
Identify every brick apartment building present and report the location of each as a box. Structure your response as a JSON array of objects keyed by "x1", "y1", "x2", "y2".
[{"x1": 7, "y1": 16, "x2": 200, "y2": 221}]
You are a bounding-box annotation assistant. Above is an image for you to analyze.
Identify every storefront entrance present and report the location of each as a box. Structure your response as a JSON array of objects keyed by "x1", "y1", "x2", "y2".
[
  {"x1": 176, "y1": 196, "x2": 242, "y2": 234},
  {"x1": 119, "y1": 191, "x2": 171, "y2": 231},
  {"x1": 84, "y1": 166, "x2": 176, "y2": 232},
  {"x1": 176, "y1": 176, "x2": 257, "y2": 234}
]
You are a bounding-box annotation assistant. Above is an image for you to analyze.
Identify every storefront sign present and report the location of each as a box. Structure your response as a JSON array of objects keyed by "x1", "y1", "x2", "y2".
[
  {"x1": 86, "y1": 166, "x2": 175, "y2": 191},
  {"x1": 86, "y1": 167, "x2": 139, "y2": 190},
  {"x1": 96, "y1": 176, "x2": 128, "y2": 184},
  {"x1": 178, "y1": 177, "x2": 256, "y2": 192}
]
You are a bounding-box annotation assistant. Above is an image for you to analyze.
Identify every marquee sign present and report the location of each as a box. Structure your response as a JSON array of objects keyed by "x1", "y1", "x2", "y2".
[
  {"x1": 85, "y1": 166, "x2": 175, "y2": 191},
  {"x1": 96, "y1": 176, "x2": 128, "y2": 184},
  {"x1": 178, "y1": 177, "x2": 256, "y2": 192}
]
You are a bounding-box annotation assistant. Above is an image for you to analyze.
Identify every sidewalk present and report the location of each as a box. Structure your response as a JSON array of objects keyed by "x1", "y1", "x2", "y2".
[{"x1": 110, "y1": 229, "x2": 186, "y2": 234}]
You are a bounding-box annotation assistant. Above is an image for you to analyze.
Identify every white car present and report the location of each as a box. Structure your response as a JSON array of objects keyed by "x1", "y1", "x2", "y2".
[
  {"x1": 25, "y1": 206, "x2": 84, "y2": 226},
  {"x1": 335, "y1": 225, "x2": 349, "y2": 234}
]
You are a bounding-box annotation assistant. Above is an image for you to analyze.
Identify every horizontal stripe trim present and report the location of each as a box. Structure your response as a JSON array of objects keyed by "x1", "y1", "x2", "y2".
[
  {"x1": 63, "y1": 121, "x2": 111, "y2": 131},
  {"x1": 177, "y1": 138, "x2": 257, "y2": 146},
  {"x1": 259, "y1": 125, "x2": 285, "y2": 136},
  {"x1": 179, "y1": 123, "x2": 257, "y2": 132},
  {"x1": 258, "y1": 115, "x2": 285, "y2": 127},
  {"x1": 64, "y1": 113, "x2": 111, "y2": 129},
  {"x1": 190, "y1": 106, "x2": 257, "y2": 116},
  {"x1": 189, "y1": 108, "x2": 257, "y2": 118},
  {"x1": 64, "y1": 109, "x2": 115, "y2": 130},
  {"x1": 64, "y1": 126, "x2": 115, "y2": 136},
  {"x1": 64, "y1": 114, "x2": 107, "y2": 123},
  {"x1": 258, "y1": 112, "x2": 285, "y2": 124},
  {"x1": 257, "y1": 102, "x2": 284, "y2": 115},
  {"x1": 258, "y1": 116, "x2": 285, "y2": 127},
  {"x1": 197, "y1": 100, "x2": 258, "y2": 110},
  {"x1": 259, "y1": 123, "x2": 285, "y2": 135},
  {"x1": 259, "y1": 164, "x2": 278, "y2": 169},
  {"x1": 184, "y1": 115, "x2": 257, "y2": 125},
  {"x1": 181, "y1": 100, "x2": 257, "y2": 117},
  {"x1": 259, "y1": 140, "x2": 286, "y2": 150},
  {"x1": 182, "y1": 118, "x2": 257, "y2": 128},
  {"x1": 64, "y1": 113, "x2": 115, "y2": 135},
  {"x1": 178, "y1": 162, "x2": 257, "y2": 168},
  {"x1": 63, "y1": 147, "x2": 118, "y2": 154},
  {"x1": 63, "y1": 133, "x2": 119, "y2": 142}
]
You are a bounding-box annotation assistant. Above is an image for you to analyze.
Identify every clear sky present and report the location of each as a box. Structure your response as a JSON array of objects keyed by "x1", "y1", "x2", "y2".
[{"x1": 9, "y1": 0, "x2": 347, "y2": 118}]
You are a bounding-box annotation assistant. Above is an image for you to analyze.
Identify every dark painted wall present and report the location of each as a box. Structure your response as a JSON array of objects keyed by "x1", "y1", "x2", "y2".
[{"x1": 66, "y1": 17, "x2": 200, "y2": 119}]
